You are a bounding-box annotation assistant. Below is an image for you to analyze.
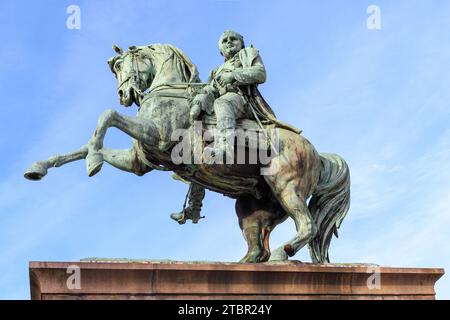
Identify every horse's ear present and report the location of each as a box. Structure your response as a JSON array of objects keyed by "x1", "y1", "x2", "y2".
[{"x1": 112, "y1": 44, "x2": 123, "y2": 54}]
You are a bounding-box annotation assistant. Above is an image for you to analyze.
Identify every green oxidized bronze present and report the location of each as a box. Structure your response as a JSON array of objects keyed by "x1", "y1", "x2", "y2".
[{"x1": 24, "y1": 31, "x2": 350, "y2": 263}]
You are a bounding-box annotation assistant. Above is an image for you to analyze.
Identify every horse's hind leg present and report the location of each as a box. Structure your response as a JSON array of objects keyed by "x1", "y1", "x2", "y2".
[
  {"x1": 265, "y1": 178, "x2": 317, "y2": 261},
  {"x1": 236, "y1": 196, "x2": 264, "y2": 263},
  {"x1": 263, "y1": 134, "x2": 321, "y2": 261},
  {"x1": 236, "y1": 195, "x2": 285, "y2": 263}
]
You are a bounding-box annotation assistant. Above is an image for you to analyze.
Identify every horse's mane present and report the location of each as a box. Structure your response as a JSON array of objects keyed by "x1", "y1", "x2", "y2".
[
  {"x1": 107, "y1": 44, "x2": 201, "y2": 84},
  {"x1": 162, "y1": 44, "x2": 201, "y2": 83}
]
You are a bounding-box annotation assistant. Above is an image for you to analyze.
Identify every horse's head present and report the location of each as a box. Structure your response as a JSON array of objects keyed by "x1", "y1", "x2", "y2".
[{"x1": 108, "y1": 45, "x2": 154, "y2": 107}]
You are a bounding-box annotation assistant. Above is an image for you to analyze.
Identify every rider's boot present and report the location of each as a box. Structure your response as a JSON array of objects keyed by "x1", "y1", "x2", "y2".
[{"x1": 170, "y1": 183, "x2": 206, "y2": 224}]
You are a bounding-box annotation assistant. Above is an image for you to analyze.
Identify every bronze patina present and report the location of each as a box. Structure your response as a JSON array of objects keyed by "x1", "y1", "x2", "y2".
[{"x1": 24, "y1": 31, "x2": 350, "y2": 263}]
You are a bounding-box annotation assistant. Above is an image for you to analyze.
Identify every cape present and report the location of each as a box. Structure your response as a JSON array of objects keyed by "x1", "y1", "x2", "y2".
[
  {"x1": 238, "y1": 46, "x2": 301, "y2": 134},
  {"x1": 249, "y1": 87, "x2": 302, "y2": 134}
]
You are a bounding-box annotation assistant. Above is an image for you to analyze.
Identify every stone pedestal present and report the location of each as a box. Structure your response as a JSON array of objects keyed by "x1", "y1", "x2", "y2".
[{"x1": 29, "y1": 260, "x2": 444, "y2": 300}]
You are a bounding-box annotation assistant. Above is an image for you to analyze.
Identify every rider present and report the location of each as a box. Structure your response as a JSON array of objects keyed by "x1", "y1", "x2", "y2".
[
  {"x1": 190, "y1": 30, "x2": 267, "y2": 156},
  {"x1": 171, "y1": 30, "x2": 266, "y2": 224},
  {"x1": 171, "y1": 30, "x2": 300, "y2": 224}
]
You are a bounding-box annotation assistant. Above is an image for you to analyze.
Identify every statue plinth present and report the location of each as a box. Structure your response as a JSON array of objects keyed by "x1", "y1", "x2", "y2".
[{"x1": 29, "y1": 260, "x2": 443, "y2": 300}]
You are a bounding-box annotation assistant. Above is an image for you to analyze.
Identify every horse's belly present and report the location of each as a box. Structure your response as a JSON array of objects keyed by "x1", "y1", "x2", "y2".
[{"x1": 176, "y1": 163, "x2": 270, "y2": 199}]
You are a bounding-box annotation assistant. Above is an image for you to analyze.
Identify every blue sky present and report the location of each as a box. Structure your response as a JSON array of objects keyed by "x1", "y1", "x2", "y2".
[{"x1": 0, "y1": 0, "x2": 449, "y2": 299}]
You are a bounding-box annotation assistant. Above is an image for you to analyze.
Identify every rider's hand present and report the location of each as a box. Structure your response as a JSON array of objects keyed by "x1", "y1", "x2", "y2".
[
  {"x1": 192, "y1": 93, "x2": 208, "y2": 110},
  {"x1": 217, "y1": 72, "x2": 235, "y2": 86},
  {"x1": 190, "y1": 103, "x2": 201, "y2": 124}
]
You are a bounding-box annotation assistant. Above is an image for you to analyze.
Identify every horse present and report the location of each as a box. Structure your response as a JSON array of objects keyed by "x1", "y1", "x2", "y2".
[{"x1": 24, "y1": 43, "x2": 350, "y2": 263}]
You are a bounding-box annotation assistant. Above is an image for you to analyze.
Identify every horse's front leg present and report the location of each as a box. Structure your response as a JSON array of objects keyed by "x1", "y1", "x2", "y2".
[
  {"x1": 24, "y1": 145, "x2": 152, "y2": 180},
  {"x1": 24, "y1": 145, "x2": 89, "y2": 180},
  {"x1": 86, "y1": 109, "x2": 159, "y2": 176},
  {"x1": 101, "y1": 147, "x2": 152, "y2": 176}
]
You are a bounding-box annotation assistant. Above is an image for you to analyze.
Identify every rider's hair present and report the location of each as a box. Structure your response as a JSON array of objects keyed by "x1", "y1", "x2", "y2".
[{"x1": 218, "y1": 30, "x2": 245, "y2": 56}]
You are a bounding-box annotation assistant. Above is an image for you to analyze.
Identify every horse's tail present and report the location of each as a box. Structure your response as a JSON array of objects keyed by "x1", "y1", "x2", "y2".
[{"x1": 308, "y1": 153, "x2": 350, "y2": 263}]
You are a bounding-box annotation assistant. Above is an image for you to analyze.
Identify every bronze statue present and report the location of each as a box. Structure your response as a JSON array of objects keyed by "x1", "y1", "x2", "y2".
[{"x1": 24, "y1": 31, "x2": 350, "y2": 263}]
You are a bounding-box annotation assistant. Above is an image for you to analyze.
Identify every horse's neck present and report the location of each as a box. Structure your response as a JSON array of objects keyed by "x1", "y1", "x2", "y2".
[
  {"x1": 151, "y1": 71, "x2": 185, "y2": 90},
  {"x1": 147, "y1": 45, "x2": 191, "y2": 91},
  {"x1": 139, "y1": 47, "x2": 191, "y2": 123}
]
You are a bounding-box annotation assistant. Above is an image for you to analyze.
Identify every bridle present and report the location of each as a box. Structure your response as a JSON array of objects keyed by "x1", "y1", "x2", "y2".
[
  {"x1": 117, "y1": 50, "x2": 152, "y2": 99},
  {"x1": 117, "y1": 48, "x2": 211, "y2": 105}
]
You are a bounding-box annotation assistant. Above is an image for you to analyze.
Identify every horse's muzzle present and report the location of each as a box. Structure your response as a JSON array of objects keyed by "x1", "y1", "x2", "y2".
[{"x1": 118, "y1": 87, "x2": 133, "y2": 107}]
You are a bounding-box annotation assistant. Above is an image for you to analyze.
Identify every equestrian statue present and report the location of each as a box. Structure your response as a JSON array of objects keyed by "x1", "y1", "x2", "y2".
[{"x1": 24, "y1": 30, "x2": 350, "y2": 263}]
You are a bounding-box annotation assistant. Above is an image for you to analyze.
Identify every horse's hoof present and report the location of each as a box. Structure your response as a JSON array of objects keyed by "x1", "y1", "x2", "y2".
[
  {"x1": 239, "y1": 255, "x2": 253, "y2": 263},
  {"x1": 268, "y1": 247, "x2": 289, "y2": 262},
  {"x1": 259, "y1": 249, "x2": 271, "y2": 263},
  {"x1": 239, "y1": 250, "x2": 262, "y2": 263},
  {"x1": 24, "y1": 163, "x2": 47, "y2": 181},
  {"x1": 86, "y1": 152, "x2": 104, "y2": 177}
]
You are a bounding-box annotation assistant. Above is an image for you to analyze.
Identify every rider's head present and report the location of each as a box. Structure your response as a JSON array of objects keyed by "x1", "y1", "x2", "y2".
[{"x1": 218, "y1": 30, "x2": 245, "y2": 60}]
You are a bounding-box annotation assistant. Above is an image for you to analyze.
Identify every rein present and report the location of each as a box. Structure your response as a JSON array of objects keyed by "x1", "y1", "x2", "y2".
[{"x1": 141, "y1": 82, "x2": 208, "y2": 104}]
